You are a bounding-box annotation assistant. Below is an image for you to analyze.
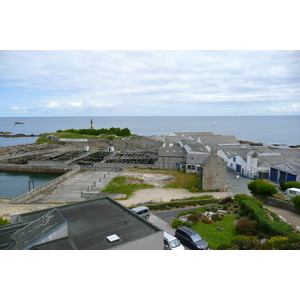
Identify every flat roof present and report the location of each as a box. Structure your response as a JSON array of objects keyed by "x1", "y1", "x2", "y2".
[{"x1": 2, "y1": 197, "x2": 161, "y2": 250}]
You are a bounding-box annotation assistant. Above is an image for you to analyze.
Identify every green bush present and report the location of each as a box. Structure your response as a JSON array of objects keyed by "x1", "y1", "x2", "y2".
[
  {"x1": 187, "y1": 214, "x2": 200, "y2": 225},
  {"x1": 217, "y1": 243, "x2": 233, "y2": 250},
  {"x1": 137, "y1": 197, "x2": 219, "y2": 211},
  {"x1": 211, "y1": 214, "x2": 223, "y2": 222},
  {"x1": 172, "y1": 219, "x2": 183, "y2": 229},
  {"x1": 248, "y1": 180, "x2": 277, "y2": 197},
  {"x1": 237, "y1": 194, "x2": 297, "y2": 238},
  {"x1": 0, "y1": 217, "x2": 10, "y2": 226},
  {"x1": 231, "y1": 235, "x2": 259, "y2": 250},
  {"x1": 219, "y1": 196, "x2": 234, "y2": 205},
  {"x1": 284, "y1": 181, "x2": 300, "y2": 190},
  {"x1": 182, "y1": 221, "x2": 192, "y2": 228},
  {"x1": 291, "y1": 195, "x2": 300, "y2": 211}
]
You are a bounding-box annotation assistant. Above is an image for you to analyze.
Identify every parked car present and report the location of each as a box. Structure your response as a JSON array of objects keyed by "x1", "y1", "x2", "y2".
[
  {"x1": 285, "y1": 188, "x2": 300, "y2": 197},
  {"x1": 164, "y1": 232, "x2": 185, "y2": 250},
  {"x1": 131, "y1": 206, "x2": 150, "y2": 220},
  {"x1": 175, "y1": 226, "x2": 208, "y2": 250}
]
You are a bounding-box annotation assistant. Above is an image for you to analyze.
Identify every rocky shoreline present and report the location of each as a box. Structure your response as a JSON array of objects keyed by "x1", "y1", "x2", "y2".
[
  {"x1": 0, "y1": 132, "x2": 40, "y2": 138},
  {"x1": 0, "y1": 143, "x2": 59, "y2": 156}
]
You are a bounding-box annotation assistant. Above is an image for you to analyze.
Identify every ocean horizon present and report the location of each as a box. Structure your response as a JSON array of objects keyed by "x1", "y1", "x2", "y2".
[{"x1": 1, "y1": 115, "x2": 299, "y2": 147}]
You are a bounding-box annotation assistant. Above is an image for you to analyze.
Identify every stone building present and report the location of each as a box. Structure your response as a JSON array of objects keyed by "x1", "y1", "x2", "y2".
[{"x1": 201, "y1": 150, "x2": 226, "y2": 191}]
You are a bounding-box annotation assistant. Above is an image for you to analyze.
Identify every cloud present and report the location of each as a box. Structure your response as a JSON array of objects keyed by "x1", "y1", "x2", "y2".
[{"x1": 0, "y1": 50, "x2": 299, "y2": 116}]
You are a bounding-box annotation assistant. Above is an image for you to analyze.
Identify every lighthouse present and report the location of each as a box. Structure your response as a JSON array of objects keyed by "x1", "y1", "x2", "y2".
[{"x1": 90, "y1": 119, "x2": 94, "y2": 129}]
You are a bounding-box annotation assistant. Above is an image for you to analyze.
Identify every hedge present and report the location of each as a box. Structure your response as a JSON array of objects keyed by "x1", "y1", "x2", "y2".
[
  {"x1": 248, "y1": 180, "x2": 277, "y2": 197},
  {"x1": 129, "y1": 197, "x2": 219, "y2": 211},
  {"x1": 234, "y1": 194, "x2": 297, "y2": 238},
  {"x1": 280, "y1": 181, "x2": 300, "y2": 191}
]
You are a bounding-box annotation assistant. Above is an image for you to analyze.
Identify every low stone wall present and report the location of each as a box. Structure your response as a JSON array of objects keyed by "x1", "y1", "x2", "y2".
[
  {"x1": 12, "y1": 166, "x2": 81, "y2": 203},
  {"x1": 93, "y1": 162, "x2": 156, "y2": 170},
  {"x1": 0, "y1": 163, "x2": 73, "y2": 173},
  {"x1": 257, "y1": 195, "x2": 300, "y2": 213}
]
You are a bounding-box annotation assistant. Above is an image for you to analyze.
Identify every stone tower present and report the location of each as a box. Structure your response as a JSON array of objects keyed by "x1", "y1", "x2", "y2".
[
  {"x1": 202, "y1": 150, "x2": 226, "y2": 191},
  {"x1": 90, "y1": 119, "x2": 94, "y2": 129}
]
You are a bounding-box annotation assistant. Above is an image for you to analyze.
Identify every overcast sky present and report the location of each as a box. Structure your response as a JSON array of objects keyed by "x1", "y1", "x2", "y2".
[{"x1": 0, "y1": 50, "x2": 299, "y2": 117}]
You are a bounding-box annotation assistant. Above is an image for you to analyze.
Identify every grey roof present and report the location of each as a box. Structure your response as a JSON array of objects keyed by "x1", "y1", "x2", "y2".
[
  {"x1": 164, "y1": 136, "x2": 182, "y2": 143},
  {"x1": 158, "y1": 146, "x2": 187, "y2": 157},
  {"x1": 1, "y1": 197, "x2": 161, "y2": 250},
  {"x1": 186, "y1": 153, "x2": 210, "y2": 164},
  {"x1": 13, "y1": 208, "x2": 67, "y2": 250},
  {"x1": 218, "y1": 144, "x2": 257, "y2": 159},
  {"x1": 182, "y1": 142, "x2": 209, "y2": 153},
  {"x1": 172, "y1": 132, "x2": 214, "y2": 139},
  {"x1": 199, "y1": 135, "x2": 239, "y2": 146},
  {"x1": 144, "y1": 135, "x2": 165, "y2": 142},
  {"x1": 271, "y1": 161, "x2": 300, "y2": 175}
]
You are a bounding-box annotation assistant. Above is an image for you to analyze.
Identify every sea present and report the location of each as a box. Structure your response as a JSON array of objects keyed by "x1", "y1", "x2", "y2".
[{"x1": 0, "y1": 116, "x2": 299, "y2": 147}]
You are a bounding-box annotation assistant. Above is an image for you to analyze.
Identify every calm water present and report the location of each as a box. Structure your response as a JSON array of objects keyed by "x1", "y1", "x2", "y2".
[
  {"x1": 0, "y1": 171, "x2": 63, "y2": 198},
  {"x1": 1, "y1": 116, "x2": 300, "y2": 146}
]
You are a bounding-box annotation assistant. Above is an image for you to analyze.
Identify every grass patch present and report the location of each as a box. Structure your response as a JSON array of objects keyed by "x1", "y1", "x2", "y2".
[
  {"x1": 0, "y1": 217, "x2": 10, "y2": 227},
  {"x1": 165, "y1": 172, "x2": 202, "y2": 192},
  {"x1": 192, "y1": 215, "x2": 237, "y2": 250},
  {"x1": 101, "y1": 176, "x2": 154, "y2": 199},
  {"x1": 124, "y1": 168, "x2": 202, "y2": 192}
]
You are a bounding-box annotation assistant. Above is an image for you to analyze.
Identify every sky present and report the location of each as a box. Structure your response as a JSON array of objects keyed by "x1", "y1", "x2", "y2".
[
  {"x1": 1, "y1": 1, "x2": 300, "y2": 118},
  {"x1": 1, "y1": 50, "x2": 299, "y2": 117}
]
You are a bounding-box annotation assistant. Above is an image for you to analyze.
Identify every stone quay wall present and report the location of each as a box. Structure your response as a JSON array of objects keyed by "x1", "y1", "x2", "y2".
[
  {"x1": 11, "y1": 166, "x2": 81, "y2": 204},
  {"x1": 256, "y1": 195, "x2": 300, "y2": 213}
]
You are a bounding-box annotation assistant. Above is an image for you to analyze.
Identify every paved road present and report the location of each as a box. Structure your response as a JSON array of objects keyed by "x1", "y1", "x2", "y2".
[{"x1": 153, "y1": 205, "x2": 210, "y2": 223}]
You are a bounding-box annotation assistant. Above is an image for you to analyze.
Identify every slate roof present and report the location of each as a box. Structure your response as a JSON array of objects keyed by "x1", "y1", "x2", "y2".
[
  {"x1": 199, "y1": 135, "x2": 240, "y2": 147},
  {"x1": 186, "y1": 153, "x2": 210, "y2": 164},
  {"x1": 271, "y1": 162, "x2": 300, "y2": 175},
  {"x1": 181, "y1": 141, "x2": 209, "y2": 153},
  {"x1": 158, "y1": 146, "x2": 187, "y2": 157},
  {"x1": 1, "y1": 197, "x2": 161, "y2": 250}
]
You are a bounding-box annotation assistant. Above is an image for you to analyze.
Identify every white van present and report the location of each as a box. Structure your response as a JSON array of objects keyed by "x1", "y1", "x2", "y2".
[
  {"x1": 164, "y1": 232, "x2": 185, "y2": 250},
  {"x1": 286, "y1": 188, "x2": 300, "y2": 197},
  {"x1": 131, "y1": 206, "x2": 150, "y2": 220}
]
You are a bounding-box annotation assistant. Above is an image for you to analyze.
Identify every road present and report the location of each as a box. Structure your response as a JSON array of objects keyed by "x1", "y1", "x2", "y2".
[{"x1": 153, "y1": 205, "x2": 210, "y2": 223}]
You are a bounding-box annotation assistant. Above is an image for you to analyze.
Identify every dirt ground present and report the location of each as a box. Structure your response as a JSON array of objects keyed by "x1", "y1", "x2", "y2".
[{"x1": 1, "y1": 169, "x2": 300, "y2": 233}]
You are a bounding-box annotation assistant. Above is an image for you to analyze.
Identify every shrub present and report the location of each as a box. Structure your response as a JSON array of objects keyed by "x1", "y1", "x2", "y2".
[
  {"x1": 280, "y1": 181, "x2": 286, "y2": 191},
  {"x1": 238, "y1": 194, "x2": 296, "y2": 237},
  {"x1": 0, "y1": 217, "x2": 10, "y2": 226},
  {"x1": 266, "y1": 236, "x2": 288, "y2": 249},
  {"x1": 211, "y1": 213, "x2": 223, "y2": 222},
  {"x1": 219, "y1": 196, "x2": 234, "y2": 205},
  {"x1": 236, "y1": 217, "x2": 258, "y2": 236},
  {"x1": 291, "y1": 196, "x2": 300, "y2": 211},
  {"x1": 231, "y1": 235, "x2": 259, "y2": 250},
  {"x1": 202, "y1": 217, "x2": 214, "y2": 224},
  {"x1": 172, "y1": 219, "x2": 183, "y2": 229},
  {"x1": 248, "y1": 180, "x2": 277, "y2": 197},
  {"x1": 182, "y1": 221, "x2": 192, "y2": 228},
  {"x1": 217, "y1": 243, "x2": 233, "y2": 250},
  {"x1": 187, "y1": 214, "x2": 200, "y2": 225},
  {"x1": 284, "y1": 181, "x2": 300, "y2": 190}
]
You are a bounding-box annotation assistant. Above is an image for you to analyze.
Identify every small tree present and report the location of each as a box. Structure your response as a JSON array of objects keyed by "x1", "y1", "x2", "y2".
[
  {"x1": 248, "y1": 180, "x2": 277, "y2": 197},
  {"x1": 291, "y1": 196, "x2": 300, "y2": 211}
]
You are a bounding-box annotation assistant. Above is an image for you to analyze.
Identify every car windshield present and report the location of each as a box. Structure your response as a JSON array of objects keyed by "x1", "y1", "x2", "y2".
[
  {"x1": 169, "y1": 239, "x2": 181, "y2": 248},
  {"x1": 191, "y1": 234, "x2": 202, "y2": 243}
]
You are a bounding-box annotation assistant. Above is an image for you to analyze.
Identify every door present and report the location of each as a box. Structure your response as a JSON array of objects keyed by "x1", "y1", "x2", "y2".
[
  {"x1": 236, "y1": 164, "x2": 241, "y2": 173},
  {"x1": 287, "y1": 173, "x2": 297, "y2": 182},
  {"x1": 270, "y1": 168, "x2": 278, "y2": 182}
]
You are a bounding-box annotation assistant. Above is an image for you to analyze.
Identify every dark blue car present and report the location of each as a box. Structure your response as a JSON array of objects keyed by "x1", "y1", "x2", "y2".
[{"x1": 175, "y1": 226, "x2": 208, "y2": 250}]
